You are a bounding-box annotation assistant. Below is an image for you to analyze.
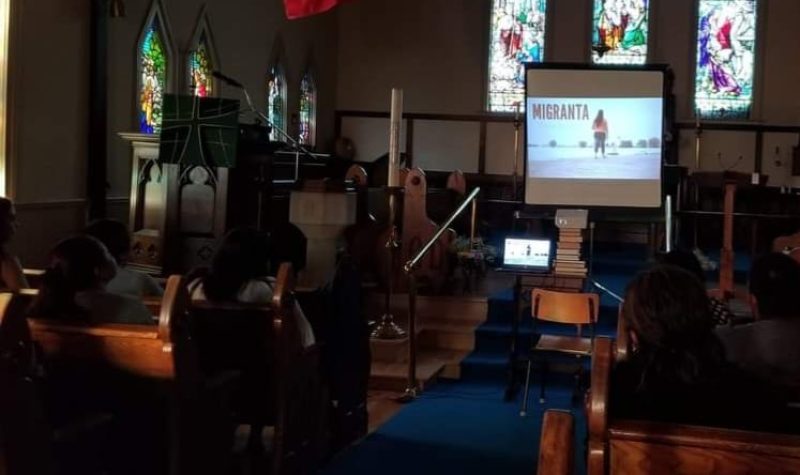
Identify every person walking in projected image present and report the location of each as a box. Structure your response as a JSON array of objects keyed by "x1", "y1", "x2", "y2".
[{"x1": 592, "y1": 109, "x2": 609, "y2": 159}]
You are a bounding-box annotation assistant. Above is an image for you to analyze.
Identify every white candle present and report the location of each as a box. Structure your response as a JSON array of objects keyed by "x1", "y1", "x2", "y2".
[
  {"x1": 388, "y1": 88, "x2": 403, "y2": 187},
  {"x1": 665, "y1": 195, "x2": 673, "y2": 253}
]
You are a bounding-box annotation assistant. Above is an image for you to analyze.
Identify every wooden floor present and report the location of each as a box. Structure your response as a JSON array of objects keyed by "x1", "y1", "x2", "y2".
[{"x1": 367, "y1": 390, "x2": 405, "y2": 433}]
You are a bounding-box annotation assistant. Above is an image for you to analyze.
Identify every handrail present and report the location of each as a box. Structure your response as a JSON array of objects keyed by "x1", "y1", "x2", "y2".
[{"x1": 404, "y1": 186, "x2": 481, "y2": 274}]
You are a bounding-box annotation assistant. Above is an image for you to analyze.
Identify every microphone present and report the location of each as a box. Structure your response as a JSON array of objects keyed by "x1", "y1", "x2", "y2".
[{"x1": 212, "y1": 70, "x2": 243, "y2": 89}]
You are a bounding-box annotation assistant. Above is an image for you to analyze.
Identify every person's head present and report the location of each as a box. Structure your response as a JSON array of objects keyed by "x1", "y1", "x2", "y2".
[
  {"x1": 0, "y1": 197, "x2": 18, "y2": 246},
  {"x1": 84, "y1": 219, "x2": 131, "y2": 266},
  {"x1": 595, "y1": 109, "x2": 604, "y2": 122},
  {"x1": 748, "y1": 253, "x2": 800, "y2": 320},
  {"x1": 622, "y1": 265, "x2": 724, "y2": 385},
  {"x1": 657, "y1": 249, "x2": 705, "y2": 284},
  {"x1": 31, "y1": 236, "x2": 117, "y2": 319},
  {"x1": 203, "y1": 227, "x2": 270, "y2": 301}
]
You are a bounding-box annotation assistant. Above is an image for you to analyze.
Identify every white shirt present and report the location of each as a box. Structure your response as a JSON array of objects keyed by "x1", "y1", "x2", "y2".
[{"x1": 190, "y1": 278, "x2": 315, "y2": 348}]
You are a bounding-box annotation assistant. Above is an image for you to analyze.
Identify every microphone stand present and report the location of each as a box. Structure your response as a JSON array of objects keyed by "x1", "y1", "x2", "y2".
[{"x1": 228, "y1": 77, "x2": 318, "y2": 182}]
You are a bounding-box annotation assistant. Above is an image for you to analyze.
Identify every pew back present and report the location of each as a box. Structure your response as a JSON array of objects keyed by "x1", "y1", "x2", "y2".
[{"x1": 28, "y1": 276, "x2": 185, "y2": 380}]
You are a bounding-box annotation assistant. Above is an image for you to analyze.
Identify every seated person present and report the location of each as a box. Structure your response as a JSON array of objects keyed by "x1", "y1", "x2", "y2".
[
  {"x1": 0, "y1": 197, "x2": 28, "y2": 291},
  {"x1": 716, "y1": 253, "x2": 800, "y2": 394},
  {"x1": 29, "y1": 236, "x2": 153, "y2": 325},
  {"x1": 613, "y1": 265, "x2": 795, "y2": 432},
  {"x1": 84, "y1": 219, "x2": 163, "y2": 298},
  {"x1": 189, "y1": 227, "x2": 315, "y2": 348},
  {"x1": 657, "y1": 249, "x2": 733, "y2": 325}
]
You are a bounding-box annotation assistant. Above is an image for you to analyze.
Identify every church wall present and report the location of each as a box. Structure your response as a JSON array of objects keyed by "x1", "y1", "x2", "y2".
[
  {"x1": 106, "y1": 0, "x2": 339, "y2": 202},
  {"x1": 336, "y1": 0, "x2": 800, "y2": 188},
  {"x1": 8, "y1": 0, "x2": 90, "y2": 266}
]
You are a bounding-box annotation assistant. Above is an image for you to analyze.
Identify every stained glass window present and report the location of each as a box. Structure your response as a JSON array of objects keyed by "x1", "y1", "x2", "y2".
[
  {"x1": 189, "y1": 32, "x2": 213, "y2": 98},
  {"x1": 695, "y1": 0, "x2": 758, "y2": 120},
  {"x1": 138, "y1": 14, "x2": 168, "y2": 134},
  {"x1": 487, "y1": 0, "x2": 548, "y2": 112},
  {"x1": 591, "y1": 0, "x2": 650, "y2": 65},
  {"x1": 298, "y1": 73, "x2": 316, "y2": 147},
  {"x1": 267, "y1": 65, "x2": 287, "y2": 140}
]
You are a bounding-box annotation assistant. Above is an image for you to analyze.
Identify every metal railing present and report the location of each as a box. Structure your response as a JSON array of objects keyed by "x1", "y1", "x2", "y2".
[{"x1": 399, "y1": 186, "x2": 481, "y2": 401}]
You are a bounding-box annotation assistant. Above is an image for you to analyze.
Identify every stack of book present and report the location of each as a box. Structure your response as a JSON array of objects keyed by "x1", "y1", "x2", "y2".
[{"x1": 555, "y1": 228, "x2": 587, "y2": 277}]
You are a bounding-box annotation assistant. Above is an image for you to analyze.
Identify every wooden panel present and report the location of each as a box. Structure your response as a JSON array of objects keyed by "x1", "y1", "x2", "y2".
[
  {"x1": 485, "y1": 121, "x2": 522, "y2": 176},
  {"x1": 610, "y1": 439, "x2": 800, "y2": 475},
  {"x1": 412, "y1": 121, "x2": 480, "y2": 173},
  {"x1": 340, "y1": 117, "x2": 407, "y2": 162}
]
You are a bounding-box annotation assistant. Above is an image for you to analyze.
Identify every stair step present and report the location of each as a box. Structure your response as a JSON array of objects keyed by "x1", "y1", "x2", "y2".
[{"x1": 419, "y1": 319, "x2": 481, "y2": 351}]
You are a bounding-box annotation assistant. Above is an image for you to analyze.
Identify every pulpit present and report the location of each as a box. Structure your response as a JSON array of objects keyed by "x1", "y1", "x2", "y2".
[
  {"x1": 289, "y1": 181, "x2": 357, "y2": 288},
  {"x1": 119, "y1": 132, "x2": 168, "y2": 274},
  {"x1": 690, "y1": 171, "x2": 767, "y2": 299}
]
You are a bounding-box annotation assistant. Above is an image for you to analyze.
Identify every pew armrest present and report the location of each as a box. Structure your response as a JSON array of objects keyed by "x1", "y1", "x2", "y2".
[{"x1": 538, "y1": 410, "x2": 574, "y2": 475}]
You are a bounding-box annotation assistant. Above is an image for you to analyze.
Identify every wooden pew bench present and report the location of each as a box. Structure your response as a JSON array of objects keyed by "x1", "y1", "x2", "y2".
[
  {"x1": 24, "y1": 276, "x2": 231, "y2": 475},
  {"x1": 588, "y1": 337, "x2": 800, "y2": 475},
  {"x1": 180, "y1": 263, "x2": 325, "y2": 475}
]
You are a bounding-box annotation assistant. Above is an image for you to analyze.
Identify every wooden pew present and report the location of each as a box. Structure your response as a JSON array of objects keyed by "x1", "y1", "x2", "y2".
[
  {"x1": 182, "y1": 263, "x2": 324, "y2": 475},
  {"x1": 537, "y1": 410, "x2": 574, "y2": 475},
  {"x1": 27, "y1": 276, "x2": 229, "y2": 475},
  {"x1": 588, "y1": 337, "x2": 800, "y2": 475},
  {"x1": 0, "y1": 292, "x2": 56, "y2": 475}
]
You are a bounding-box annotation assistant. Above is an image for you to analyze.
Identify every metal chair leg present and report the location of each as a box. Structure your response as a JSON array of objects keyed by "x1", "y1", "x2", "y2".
[
  {"x1": 539, "y1": 359, "x2": 547, "y2": 404},
  {"x1": 519, "y1": 358, "x2": 533, "y2": 417}
]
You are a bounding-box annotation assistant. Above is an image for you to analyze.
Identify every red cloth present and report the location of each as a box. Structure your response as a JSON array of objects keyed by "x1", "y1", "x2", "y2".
[{"x1": 284, "y1": 0, "x2": 349, "y2": 19}]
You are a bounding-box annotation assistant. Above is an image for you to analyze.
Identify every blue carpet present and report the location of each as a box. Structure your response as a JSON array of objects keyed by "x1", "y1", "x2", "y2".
[
  {"x1": 321, "y1": 380, "x2": 587, "y2": 475},
  {"x1": 319, "y1": 246, "x2": 743, "y2": 475}
]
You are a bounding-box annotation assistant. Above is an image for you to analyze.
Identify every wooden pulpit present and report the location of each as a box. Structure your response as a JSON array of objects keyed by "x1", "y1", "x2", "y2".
[
  {"x1": 691, "y1": 171, "x2": 767, "y2": 299},
  {"x1": 120, "y1": 133, "x2": 282, "y2": 274}
]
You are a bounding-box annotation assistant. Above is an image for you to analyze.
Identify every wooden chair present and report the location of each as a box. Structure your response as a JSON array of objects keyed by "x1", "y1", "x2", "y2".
[
  {"x1": 588, "y1": 337, "x2": 800, "y2": 475},
  {"x1": 520, "y1": 289, "x2": 599, "y2": 415},
  {"x1": 182, "y1": 263, "x2": 324, "y2": 475},
  {"x1": 537, "y1": 410, "x2": 574, "y2": 475},
  {"x1": 27, "y1": 275, "x2": 230, "y2": 475}
]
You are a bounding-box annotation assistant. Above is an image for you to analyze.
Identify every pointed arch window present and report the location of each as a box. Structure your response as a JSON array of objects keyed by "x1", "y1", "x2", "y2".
[
  {"x1": 694, "y1": 0, "x2": 758, "y2": 120},
  {"x1": 591, "y1": 0, "x2": 650, "y2": 65},
  {"x1": 188, "y1": 13, "x2": 218, "y2": 98},
  {"x1": 298, "y1": 72, "x2": 316, "y2": 148},
  {"x1": 137, "y1": 1, "x2": 172, "y2": 134},
  {"x1": 267, "y1": 64, "x2": 287, "y2": 140},
  {"x1": 487, "y1": 0, "x2": 548, "y2": 112}
]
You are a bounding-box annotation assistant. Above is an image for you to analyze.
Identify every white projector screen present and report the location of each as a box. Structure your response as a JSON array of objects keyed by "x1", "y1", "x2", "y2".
[{"x1": 525, "y1": 67, "x2": 664, "y2": 208}]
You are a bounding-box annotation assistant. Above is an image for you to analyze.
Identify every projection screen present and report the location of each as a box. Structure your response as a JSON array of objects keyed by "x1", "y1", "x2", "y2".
[{"x1": 525, "y1": 67, "x2": 664, "y2": 208}]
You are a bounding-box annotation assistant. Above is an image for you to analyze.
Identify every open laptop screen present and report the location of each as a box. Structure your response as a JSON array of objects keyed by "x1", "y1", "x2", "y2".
[{"x1": 503, "y1": 238, "x2": 551, "y2": 269}]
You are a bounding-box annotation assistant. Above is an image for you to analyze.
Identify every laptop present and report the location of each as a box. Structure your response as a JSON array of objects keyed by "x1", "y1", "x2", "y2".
[{"x1": 498, "y1": 237, "x2": 552, "y2": 274}]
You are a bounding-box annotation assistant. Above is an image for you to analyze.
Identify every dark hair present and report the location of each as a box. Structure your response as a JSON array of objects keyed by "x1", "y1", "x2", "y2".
[
  {"x1": 749, "y1": 253, "x2": 800, "y2": 319},
  {"x1": 657, "y1": 249, "x2": 705, "y2": 283},
  {"x1": 594, "y1": 109, "x2": 605, "y2": 126},
  {"x1": 0, "y1": 197, "x2": 16, "y2": 247},
  {"x1": 84, "y1": 219, "x2": 130, "y2": 265},
  {"x1": 622, "y1": 265, "x2": 726, "y2": 388},
  {"x1": 202, "y1": 227, "x2": 270, "y2": 301},
  {"x1": 30, "y1": 236, "x2": 116, "y2": 320}
]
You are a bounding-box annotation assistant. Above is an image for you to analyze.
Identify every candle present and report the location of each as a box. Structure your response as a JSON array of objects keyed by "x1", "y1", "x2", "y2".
[
  {"x1": 665, "y1": 195, "x2": 673, "y2": 253},
  {"x1": 388, "y1": 88, "x2": 403, "y2": 187}
]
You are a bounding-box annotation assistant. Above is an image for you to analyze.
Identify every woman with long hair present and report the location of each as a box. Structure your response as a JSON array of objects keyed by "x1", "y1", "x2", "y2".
[
  {"x1": 613, "y1": 265, "x2": 793, "y2": 431},
  {"x1": 0, "y1": 197, "x2": 28, "y2": 291},
  {"x1": 190, "y1": 227, "x2": 314, "y2": 347},
  {"x1": 592, "y1": 109, "x2": 608, "y2": 158}
]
